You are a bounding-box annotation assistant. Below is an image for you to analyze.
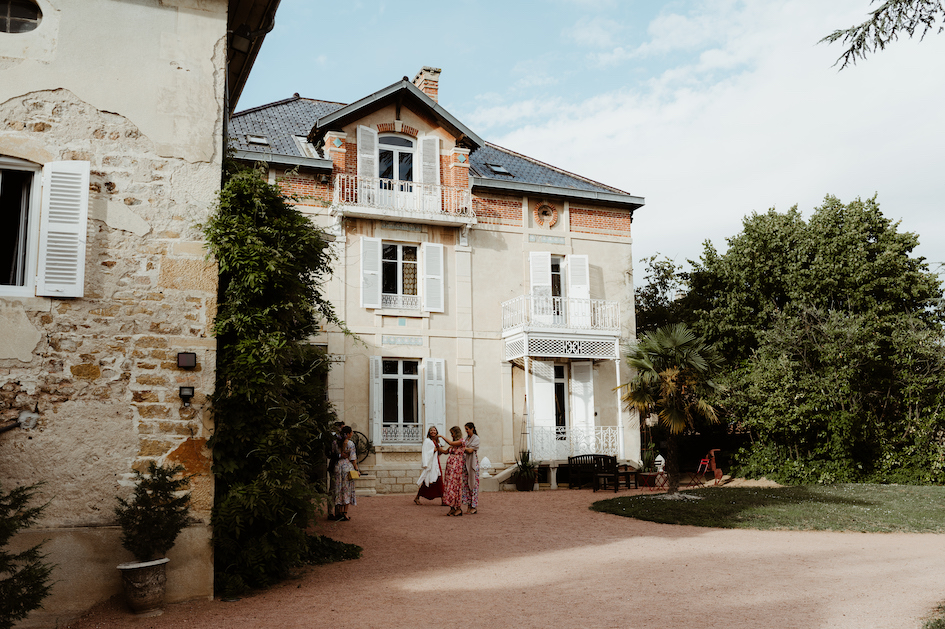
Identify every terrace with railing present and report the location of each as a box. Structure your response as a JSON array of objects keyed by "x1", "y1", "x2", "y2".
[
  {"x1": 333, "y1": 174, "x2": 475, "y2": 225},
  {"x1": 530, "y1": 426, "x2": 621, "y2": 461},
  {"x1": 501, "y1": 295, "x2": 621, "y2": 334}
]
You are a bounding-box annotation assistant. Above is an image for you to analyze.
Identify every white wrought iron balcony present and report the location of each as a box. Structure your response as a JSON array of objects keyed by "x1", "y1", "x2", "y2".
[
  {"x1": 530, "y1": 426, "x2": 621, "y2": 461},
  {"x1": 332, "y1": 174, "x2": 475, "y2": 226},
  {"x1": 501, "y1": 295, "x2": 621, "y2": 335}
]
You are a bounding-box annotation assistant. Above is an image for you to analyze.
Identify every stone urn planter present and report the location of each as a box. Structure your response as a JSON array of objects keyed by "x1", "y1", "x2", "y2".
[
  {"x1": 117, "y1": 558, "x2": 170, "y2": 616},
  {"x1": 114, "y1": 462, "x2": 191, "y2": 616}
]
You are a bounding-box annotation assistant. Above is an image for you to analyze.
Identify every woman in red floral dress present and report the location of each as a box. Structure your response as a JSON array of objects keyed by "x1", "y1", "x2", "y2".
[{"x1": 439, "y1": 426, "x2": 466, "y2": 516}]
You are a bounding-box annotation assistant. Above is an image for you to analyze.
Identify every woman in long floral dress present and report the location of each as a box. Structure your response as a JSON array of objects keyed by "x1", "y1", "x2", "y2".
[
  {"x1": 462, "y1": 422, "x2": 480, "y2": 514},
  {"x1": 333, "y1": 426, "x2": 359, "y2": 521},
  {"x1": 439, "y1": 426, "x2": 466, "y2": 516}
]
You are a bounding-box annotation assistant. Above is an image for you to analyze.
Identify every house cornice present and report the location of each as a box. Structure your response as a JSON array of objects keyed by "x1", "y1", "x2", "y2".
[
  {"x1": 470, "y1": 176, "x2": 645, "y2": 213},
  {"x1": 232, "y1": 149, "x2": 333, "y2": 172},
  {"x1": 307, "y1": 79, "x2": 484, "y2": 151}
]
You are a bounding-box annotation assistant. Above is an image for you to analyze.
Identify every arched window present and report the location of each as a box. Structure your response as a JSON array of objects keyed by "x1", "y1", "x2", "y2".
[
  {"x1": 0, "y1": 0, "x2": 42, "y2": 34},
  {"x1": 378, "y1": 135, "x2": 414, "y2": 183}
]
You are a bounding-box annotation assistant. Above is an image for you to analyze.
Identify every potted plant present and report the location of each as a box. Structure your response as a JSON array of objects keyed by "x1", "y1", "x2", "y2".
[
  {"x1": 114, "y1": 462, "x2": 191, "y2": 616},
  {"x1": 512, "y1": 450, "x2": 538, "y2": 491},
  {"x1": 641, "y1": 442, "x2": 658, "y2": 473}
]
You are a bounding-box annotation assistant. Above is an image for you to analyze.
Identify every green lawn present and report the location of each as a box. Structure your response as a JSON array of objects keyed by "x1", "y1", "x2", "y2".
[{"x1": 590, "y1": 484, "x2": 945, "y2": 533}]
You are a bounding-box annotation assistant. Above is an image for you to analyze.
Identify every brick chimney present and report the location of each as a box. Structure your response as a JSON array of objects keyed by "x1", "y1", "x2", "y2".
[{"x1": 413, "y1": 66, "x2": 441, "y2": 103}]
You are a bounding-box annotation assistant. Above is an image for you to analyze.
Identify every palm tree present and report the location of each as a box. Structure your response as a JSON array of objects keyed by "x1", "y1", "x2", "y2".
[{"x1": 622, "y1": 323, "x2": 723, "y2": 495}]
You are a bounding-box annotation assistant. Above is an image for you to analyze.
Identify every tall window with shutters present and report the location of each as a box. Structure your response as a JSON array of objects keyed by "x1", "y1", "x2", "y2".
[
  {"x1": 361, "y1": 237, "x2": 444, "y2": 312},
  {"x1": 357, "y1": 126, "x2": 440, "y2": 213},
  {"x1": 369, "y1": 357, "x2": 446, "y2": 444},
  {"x1": 0, "y1": 157, "x2": 89, "y2": 298},
  {"x1": 528, "y1": 252, "x2": 590, "y2": 328}
]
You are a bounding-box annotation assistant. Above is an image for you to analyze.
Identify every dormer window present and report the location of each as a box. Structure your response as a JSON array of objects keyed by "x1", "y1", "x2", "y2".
[
  {"x1": 1, "y1": 0, "x2": 42, "y2": 33},
  {"x1": 486, "y1": 163, "x2": 512, "y2": 176}
]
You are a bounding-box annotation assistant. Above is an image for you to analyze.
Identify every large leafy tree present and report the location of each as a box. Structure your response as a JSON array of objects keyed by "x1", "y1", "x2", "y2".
[
  {"x1": 680, "y1": 195, "x2": 944, "y2": 483},
  {"x1": 204, "y1": 166, "x2": 344, "y2": 595},
  {"x1": 633, "y1": 255, "x2": 686, "y2": 335},
  {"x1": 821, "y1": 0, "x2": 945, "y2": 68},
  {"x1": 622, "y1": 324, "x2": 723, "y2": 494}
]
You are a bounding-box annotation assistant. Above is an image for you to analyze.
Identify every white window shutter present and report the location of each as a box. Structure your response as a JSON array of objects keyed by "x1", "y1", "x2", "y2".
[
  {"x1": 422, "y1": 242, "x2": 444, "y2": 313},
  {"x1": 369, "y1": 356, "x2": 383, "y2": 442},
  {"x1": 357, "y1": 125, "x2": 378, "y2": 205},
  {"x1": 568, "y1": 255, "x2": 591, "y2": 327},
  {"x1": 569, "y1": 361, "x2": 595, "y2": 432},
  {"x1": 360, "y1": 236, "x2": 382, "y2": 308},
  {"x1": 532, "y1": 360, "x2": 556, "y2": 429},
  {"x1": 357, "y1": 125, "x2": 377, "y2": 177},
  {"x1": 418, "y1": 135, "x2": 440, "y2": 212},
  {"x1": 37, "y1": 161, "x2": 90, "y2": 298},
  {"x1": 529, "y1": 251, "x2": 553, "y2": 325},
  {"x1": 423, "y1": 358, "x2": 446, "y2": 434},
  {"x1": 529, "y1": 251, "x2": 552, "y2": 297}
]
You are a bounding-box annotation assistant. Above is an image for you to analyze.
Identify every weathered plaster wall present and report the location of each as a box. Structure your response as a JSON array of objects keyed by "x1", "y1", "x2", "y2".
[{"x1": 0, "y1": 0, "x2": 227, "y2": 624}]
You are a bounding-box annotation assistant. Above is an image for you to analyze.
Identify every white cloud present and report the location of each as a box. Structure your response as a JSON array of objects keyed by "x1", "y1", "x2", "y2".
[
  {"x1": 489, "y1": 0, "x2": 945, "y2": 282},
  {"x1": 567, "y1": 16, "x2": 623, "y2": 48}
]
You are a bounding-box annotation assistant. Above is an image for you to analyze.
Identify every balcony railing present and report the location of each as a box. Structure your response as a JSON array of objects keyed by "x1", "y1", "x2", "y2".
[
  {"x1": 530, "y1": 426, "x2": 620, "y2": 461},
  {"x1": 382, "y1": 422, "x2": 422, "y2": 444},
  {"x1": 334, "y1": 174, "x2": 474, "y2": 220},
  {"x1": 501, "y1": 295, "x2": 620, "y2": 333}
]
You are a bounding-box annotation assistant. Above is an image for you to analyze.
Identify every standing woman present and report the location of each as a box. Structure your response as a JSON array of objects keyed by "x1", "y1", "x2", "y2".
[
  {"x1": 334, "y1": 426, "x2": 359, "y2": 521},
  {"x1": 414, "y1": 426, "x2": 446, "y2": 505},
  {"x1": 462, "y1": 422, "x2": 480, "y2": 514},
  {"x1": 439, "y1": 426, "x2": 466, "y2": 516}
]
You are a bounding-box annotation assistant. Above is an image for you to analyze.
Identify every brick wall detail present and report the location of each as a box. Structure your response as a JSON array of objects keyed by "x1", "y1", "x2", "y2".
[
  {"x1": 570, "y1": 206, "x2": 633, "y2": 234},
  {"x1": 473, "y1": 194, "x2": 522, "y2": 226}
]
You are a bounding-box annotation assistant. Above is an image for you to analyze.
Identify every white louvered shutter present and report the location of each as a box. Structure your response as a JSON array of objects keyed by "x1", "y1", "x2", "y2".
[
  {"x1": 360, "y1": 236, "x2": 382, "y2": 309},
  {"x1": 532, "y1": 360, "x2": 556, "y2": 432},
  {"x1": 418, "y1": 135, "x2": 440, "y2": 212},
  {"x1": 569, "y1": 361, "x2": 595, "y2": 434},
  {"x1": 421, "y1": 242, "x2": 444, "y2": 313},
  {"x1": 357, "y1": 125, "x2": 378, "y2": 205},
  {"x1": 568, "y1": 255, "x2": 591, "y2": 327},
  {"x1": 529, "y1": 251, "x2": 552, "y2": 325},
  {"x1": 423, "y1": 358, "x2": 446, "y2": 435},
  {"x1": 37, "y1": 161, "x2": 90, "y2": 298},
  {"x1": 369, "y1": 356, "x2": 383, "y2": 443}
]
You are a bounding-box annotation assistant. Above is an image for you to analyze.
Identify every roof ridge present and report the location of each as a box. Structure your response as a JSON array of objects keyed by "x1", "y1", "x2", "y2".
[{"x1": 484, "y1": 141, "x2": 631, "y2": 196}]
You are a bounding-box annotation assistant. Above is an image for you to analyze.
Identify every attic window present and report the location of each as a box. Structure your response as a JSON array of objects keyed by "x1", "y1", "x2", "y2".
[
  {"x1": 1, "y1": 0, "x2": 42, "y2": 33},
  {"x1": 486, "y1": 163, "x2": 512, "y2": 176},
  {"x1": 246, "y1": 134, "x2": 269, "y2": 146}
]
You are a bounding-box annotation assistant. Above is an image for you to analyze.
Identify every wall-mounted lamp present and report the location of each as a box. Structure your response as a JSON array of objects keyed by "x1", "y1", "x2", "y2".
[
  {"x1": 177, "y1": 352, "x2": 197, "y2": 369},
  {"x1": 179, "y1": 386, "x2": 195, "y2": 407}
]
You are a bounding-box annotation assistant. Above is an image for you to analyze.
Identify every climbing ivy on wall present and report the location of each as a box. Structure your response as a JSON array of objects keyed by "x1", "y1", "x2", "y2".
[{"x1": 204, "y1": 164, "x2": 348, "y2": 594}]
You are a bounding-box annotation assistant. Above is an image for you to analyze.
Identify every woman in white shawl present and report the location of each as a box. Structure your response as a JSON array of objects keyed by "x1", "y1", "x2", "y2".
[{"x1": 414, "y1": 426, "x2": 447, "y2": 505}]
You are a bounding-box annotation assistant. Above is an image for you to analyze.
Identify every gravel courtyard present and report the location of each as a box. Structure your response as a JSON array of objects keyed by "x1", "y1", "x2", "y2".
[{"x1": 65, "y1": 487, "x2": 945, "y2": 629}]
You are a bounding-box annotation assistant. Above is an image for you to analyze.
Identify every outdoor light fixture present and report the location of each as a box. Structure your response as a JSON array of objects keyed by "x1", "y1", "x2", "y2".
[
  {"x1": 179, "y1": 386, "x2": 195, "y2": 407},
  {"x1": 177, "y1": 352, "x2": 197, "y2": 369}
]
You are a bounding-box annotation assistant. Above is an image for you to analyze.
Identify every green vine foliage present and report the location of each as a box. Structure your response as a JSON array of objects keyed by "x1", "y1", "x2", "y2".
[
  {"x1": 204, "y1": 165, "x2": 347, "y2": 595},
  {"x1": 0, "y1": 482, "x2": 53, "y2": 629}
]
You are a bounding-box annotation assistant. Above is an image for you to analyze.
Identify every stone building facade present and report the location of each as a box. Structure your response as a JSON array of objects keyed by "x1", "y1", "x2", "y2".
[
  {"x1": 0, "y1": 0, "x2": 278, "y2": 625},
  {"x1": 231, "y1": 68, "x2": 646, "y2": 495}
]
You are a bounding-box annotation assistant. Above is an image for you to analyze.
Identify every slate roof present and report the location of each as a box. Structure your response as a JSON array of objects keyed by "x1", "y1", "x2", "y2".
[
  {"x1": 469, "y1": 143, "x2": 630, "y2": 196},
  {"x1": 230, "y1": 96, "x2": 345, "y2": 156},
  {"x1": 230, "y1": 93, "x2": 637, "y2": 202}
]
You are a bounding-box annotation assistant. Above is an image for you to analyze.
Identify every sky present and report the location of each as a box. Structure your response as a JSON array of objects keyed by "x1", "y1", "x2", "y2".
[{"x1": 238, "y1": 0, "x2": 945, "y2": 286}]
